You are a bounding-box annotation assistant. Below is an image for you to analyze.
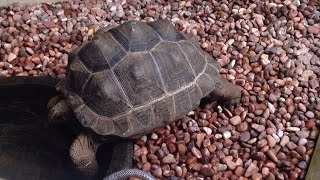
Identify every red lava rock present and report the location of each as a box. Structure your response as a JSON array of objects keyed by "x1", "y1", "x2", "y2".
[
  {"x1": 267, "y1": 135, "x2": 277, "y2": 148},
  {"x1": 257, "y1": 139, "x2": 268, "y2": 148},
  {"x1": 307, "y1": 25, "x2": 320, "y2": 35},
  {"x1": 164, "y1": 135, "x2": 175, "y2": 144},
  {"x1": 235, "y1": 166, "x2": 245, "y2": 176},
  {"x1": 186, "y1": 156, "x2": 197, "y2": 166},
  {"x1": 280, "y1": 136, "x2": 290, "y2": 147},
  {"x1": 236, "y1": 122, "x2": 249, "y2": 132},
  {"x1": 266, "y1": 150, "x2": 278, "y2": 163},
  {"x1": 155, "y1": 128, "x2": 166, "y2": 136},
  {"x1": 191, "y1": 147, "x2": 202, "y2": 158},
  {"x1": 167, "y1": 143, "x2": 176, "y2": 153},
  {"x1": 252, "y1": 173, "x2": 263, "y2": 180},
  {"x1": 22, "y1": 13, "x2": 31, "y2": 22},
  {"x1": 142, "y1": 162, "x2": 151, "y2": 172},
  {"x1": 162, "y1": 154, "x2": 176, "y2": 164},
  {"x1": 265, "y1": 173, "x2": 276, "y2": 180},
  {"x1": 153, "y1": 168, "x2": 162, "y2": 179},
  {"x1": 24, "y1": 62, "x2": 35, "y2": 70},
  {"x1": 177, "y1": 143, "x2": 186, "y2": 155},
  {"x1": 175, "y1": 166, "x2": 183, "y2": 177},
  {"x1": 51, "y1": 35, "x2": 60, "y2": 43},
  {"x1": 251, "y1": 124, "x2": 265, "y2": 132},
  {"x1": 43, "y1": 21, "x2": 56, "y2": 28},
  {"x1": 289, "y1": 171, "x2": 298, "y2": 179},
  {"x1": 200, "y1": 167, "x2": 214, "y2": 177},
  {"x1": 230, "y1": 115, "x2": 241, "y2": 125},
  {"x1": 240, "y1": 132, "x2": 251, "y2": 142},
  {"x1": 7, "y1": 53, "x2": 17, "y2": 62},
  {"x1": 207, "y1": 144, "x2": 216, "y2": 153},
  {"x1": 196, "y1": 133, "x2": 205, "y2": 148},
  {"x1": 226, "y1": 160, "x2": 236, "y2": 170},
  {"x1": 245, "y1": 163, "x2": 259, "y2": 177}
]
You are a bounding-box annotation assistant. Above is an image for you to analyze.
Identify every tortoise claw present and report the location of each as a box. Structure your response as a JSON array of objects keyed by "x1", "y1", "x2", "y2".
[{"x1": 48, "y1": 98, "x2": 72, "y2": 123}]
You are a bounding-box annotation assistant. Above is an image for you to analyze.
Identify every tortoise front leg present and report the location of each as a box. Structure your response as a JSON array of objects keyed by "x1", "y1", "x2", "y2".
[
  {"x1": 47, "y1": 96, "x2": 73, "y2": 123},
  {"x1": 210, "y1": 77, "x2": 243, "y2": 106},
  {"x1": 70, "y1": 133, "x2": 101, "y2": 179}
]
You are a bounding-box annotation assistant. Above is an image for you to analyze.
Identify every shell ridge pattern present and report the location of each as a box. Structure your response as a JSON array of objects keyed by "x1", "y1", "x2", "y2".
[
  {"x1": 109, "y1": 28, "x2": 130, "y2": 51},
  {"x1": 109, "y1": 21, "x2": 160, "y2": 53},
  {"x1": 67, "y1": 52, "x2": 93, "y2": 95},
  {"x1": 77, "y1": 40, "x2": 112, "y2": 72},
  {"x1": 94, "y1": 32, "x2": 129, "y2": 68},
  {"x1": 110, "y1": 60, "x2": 209, "y2": 119},
  {"x1": 113, "y1": 52, "x2": 167, "y2": 107},
  {"x1": 206, "y1": 57, "x2": 222, "y2": 88},
  {"x1": 75, "y1": 54, "x2": 93, "y2": 74},
  {"x1": 91, "y1": 32, "x2": 133, "y2": 109},
  {"x1": 78, "y1": 59, "x2": 133, "y2": 118},
  {"x1": 176, "y1": 42, "x2": 196, "y2": 77},
  {"x1": 148, "y1": 52, "x2": 167, "y2": 93},
  {"x1": 146, "y1": 23, "x2": 164, "y2": 41},
  {"x1": 154, "y1": 41, "x2": 196, "y2": 91},
  {"x1": 108, "y1": 70, "x2": 133, "y2": 108}
]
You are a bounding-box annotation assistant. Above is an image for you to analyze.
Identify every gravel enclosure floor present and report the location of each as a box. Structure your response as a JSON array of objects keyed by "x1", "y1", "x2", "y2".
[{"x1": 0, "y1": 0, "x2": 320, "y2": 179}]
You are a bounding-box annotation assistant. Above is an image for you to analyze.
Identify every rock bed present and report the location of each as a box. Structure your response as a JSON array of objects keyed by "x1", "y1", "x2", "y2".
[{"x1": 0, "y1": 0, "x2": 320, "y2": 179}]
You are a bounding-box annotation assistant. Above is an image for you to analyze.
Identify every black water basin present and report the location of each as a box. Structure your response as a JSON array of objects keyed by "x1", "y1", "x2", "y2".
[{"x1": 0, "y1": 77, "x2": 133, "y2": 180}]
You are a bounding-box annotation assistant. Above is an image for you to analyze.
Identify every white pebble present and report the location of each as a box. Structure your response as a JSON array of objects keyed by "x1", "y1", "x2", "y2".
[
  {"x1": 226, "y1": 39, "x2": 235, "y2": 46},
  {"x1": 203, "y1": 127, "x2": 212, "y2": 135},
  {"x1": 278, "y1": 97, "x2": 286, "y2": 102},
  {"x1": 110, "y1": 6, "x2": 117, "y2": 12},
  {"x1": 248, "y1": 138, "x2": 257, "y2": 144},
  {"x1": 286, "y1": 127, "x2": 300, "y2": 132},
  {"x1": 222, "y1": 131, "x2": 231, "y2": 139},
  {"x1": 267, "y1": 102, "x2": 275, "y2": 113},
  {"x1": 215, "y1": 134, "x2": 223, "y2": 139},
  {"x1": 151, "y1": 132, "x2": 158, "y2": 140},
  {"x1": 199, "y1": 112, "x2": 207, "y2": 119},
  {"x1": 272, "y1": 134, "x2": 281, "y2": 143},
  {"x1": 229, "y1": 59, "x2": 236, "y2": 68},
  {"x1": 260, "y1": 54, "x2": 270, "y2": 65},
  {"x1": 298, "y1": 138, "x2": 308, "y2": 146},
  {"x1": 277, "y1": 129, "x2": 284, "y2": 138},
  {"x1": 187, "y1": 111, "x2": 195, "y2": 116},
  {"x1": 141, "y1": 135, "x2": 147, "y2": 143}
]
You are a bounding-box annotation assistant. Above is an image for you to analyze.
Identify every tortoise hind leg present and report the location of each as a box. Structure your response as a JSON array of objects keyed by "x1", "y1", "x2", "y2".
[
  {"x1": 47, "y1": 96, "x2": 73, "y2": 123},
  {"x1": 70, "y1": 133, "x2": 101, "y2": 179},
  {"x1": 210, "y1": 77, "x2": 243, "y2": 106}
]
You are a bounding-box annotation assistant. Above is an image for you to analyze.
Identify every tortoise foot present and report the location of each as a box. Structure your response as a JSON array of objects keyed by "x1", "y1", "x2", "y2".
[
  {"x1": 210, "y1": 77, "x2": 243, "y2": 106},
  {"x1": 48, "y1": 96, "x2": 72, "y2": 123},
  {"x1": 70, "y1": 133, "x2": 100, "y2": 179}
]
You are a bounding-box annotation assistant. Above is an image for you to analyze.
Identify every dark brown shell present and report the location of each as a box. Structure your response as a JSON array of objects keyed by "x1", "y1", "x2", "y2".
[{"x1": 60, "y1": 19, "x2": 221, "y2": 138}]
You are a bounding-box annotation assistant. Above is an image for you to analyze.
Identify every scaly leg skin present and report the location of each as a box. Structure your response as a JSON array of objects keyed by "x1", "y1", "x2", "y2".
[
  {"x1": 47, "y1": 96, "x2": 72, "y2": 124},
  {"x1": 210, "y1": 78, "x2": 243, "y2": 106},
  {"x1": 70, "y1": 133, "x2": 101, "y2": 179},
  {"x1": 47, "y1": 95, "x2": 63, "y2": 110}
]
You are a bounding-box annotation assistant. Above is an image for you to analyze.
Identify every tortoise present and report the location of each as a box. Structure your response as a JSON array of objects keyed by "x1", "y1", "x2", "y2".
[{"x1": 48, "y1": 19, "x2": 242, "y2": 177}]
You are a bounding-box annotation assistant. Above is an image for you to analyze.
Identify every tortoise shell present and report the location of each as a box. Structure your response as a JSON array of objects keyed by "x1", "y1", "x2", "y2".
[{"x1": 58, "y1": 19, "x2": 222, "y2": 138}]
